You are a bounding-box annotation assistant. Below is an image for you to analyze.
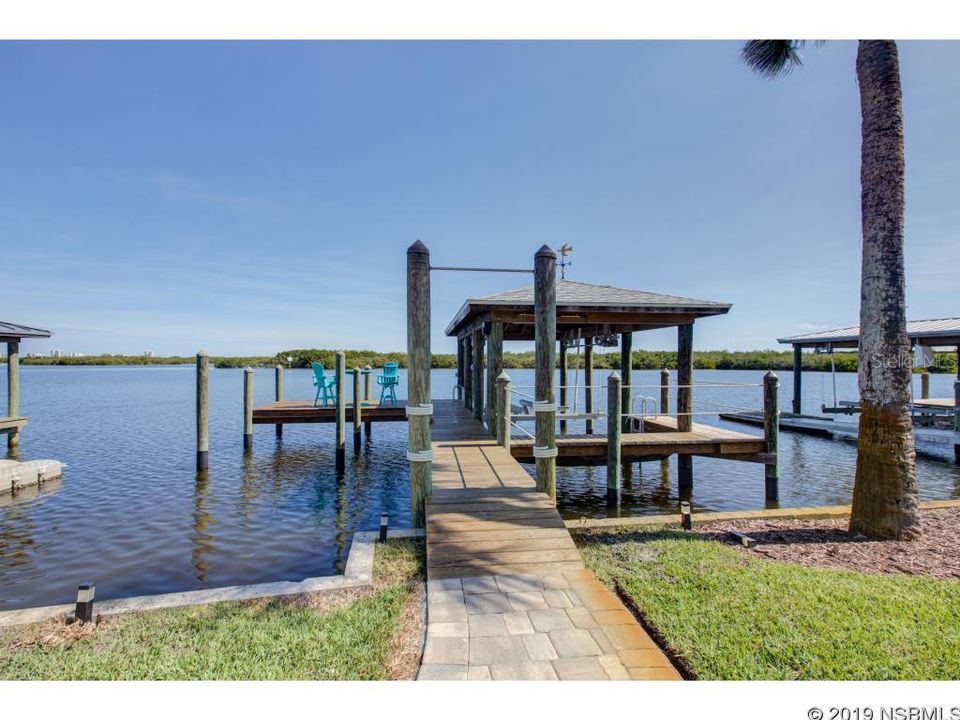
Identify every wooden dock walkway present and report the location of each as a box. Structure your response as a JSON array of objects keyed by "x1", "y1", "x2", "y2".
[
  {"x1": 510, "y1": 415, "x2": 766, "y2": 463},
  {"x1": 419, "y1": 400, "x2": 680, "y2": 681}
]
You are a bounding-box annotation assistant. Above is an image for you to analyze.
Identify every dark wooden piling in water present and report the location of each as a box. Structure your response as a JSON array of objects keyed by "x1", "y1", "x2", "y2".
[
  {"x1": 335, "y1": 351, "x2": 345, "y2": 470},
  {"x1": 792, "y1": 345, "x2": 802, "y2": 414},
  {"x1": 763, "y1": 371, "x2": 780, "y2": 502},
  {"x1": 463, "y1": 334, "x2": 473, "y2": 410},
  {"x1": 456, "y1": 339, "x2": 465, "y2": 401},
  {"x1": 472, "y1": 327, "x2": 484, "y2": 423},
  {"x1": 607, "y1": 371, "x2": 622, "y2": 506},
  {"x1": 660, "y1": 368, "x2": 670, "y2": 416},
  {"x1": 619, "y1": 332, "x2": 632, "y2": 432},
  {"x1": 407, "y1": 240, "x2": 432, "y2": 528},
  {"x1": 534, "y1": 245, "x2": 557, "y2": 500},
  {"x1": 496, "y1": 371, "x2": 511, "y2": 451},
  {"x1": 921, "y1": 372, "x2": 930, "y2": 400},
  {"x1": 243, "y1": 367, "x2": 253, "y2": 451},
  {"x1": 6, "y1": 340, "x2": 19, "y2": 450},
  {"x1": 353, "y1": 367, "x2": 362, "y2": 448},
  {"x1": 677, "y1": 324, "x2": 693, "y2": 432},
  {"x1": 954, "y1": 380, "x2": 960, "y2": 433},
  {"x1": 274, "y1": 365, "x2": 284, "y2": 437},
  {"x1": 584, "y1": 338, "x2": 594, "y2": 434},
  {"x1": 364, "y1": 364, "x2": 373, "y2": 437},
  {"x1": 559, "y1": 340, "x2": 568, "y2": 434},
  {"x1": 677, "y1": 324, "x2": 694, "y2": 495},
  {"x1": 486, "y1": 321, "x2": 503, "y2": 437},
  {"x1": 196, "y1": 351, "x2": 209, "y2": 470}
]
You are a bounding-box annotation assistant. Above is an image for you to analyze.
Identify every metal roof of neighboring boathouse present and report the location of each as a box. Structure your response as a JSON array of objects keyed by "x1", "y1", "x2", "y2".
[{"x1": 778, "y1": 317, "x2": 960, "y2": 349}]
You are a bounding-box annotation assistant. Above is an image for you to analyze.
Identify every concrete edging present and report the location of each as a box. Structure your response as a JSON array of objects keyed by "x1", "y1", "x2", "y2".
[
  {"x1": 0, "y1": 528, "x2": 425, "y2": 628},
  {"x1": 565, "y1": 499, "x2": 960, "y2": 531}
]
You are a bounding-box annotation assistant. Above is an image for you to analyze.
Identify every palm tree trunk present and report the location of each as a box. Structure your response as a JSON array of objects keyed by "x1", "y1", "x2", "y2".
[{"x1": 849, "y1": 40, "x2": 921, "y2": 539}]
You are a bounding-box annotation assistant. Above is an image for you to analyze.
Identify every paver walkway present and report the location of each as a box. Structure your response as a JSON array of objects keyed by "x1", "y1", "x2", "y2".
[{"x1": 417, "y1": 401, "x2": 680, "y2": 681}]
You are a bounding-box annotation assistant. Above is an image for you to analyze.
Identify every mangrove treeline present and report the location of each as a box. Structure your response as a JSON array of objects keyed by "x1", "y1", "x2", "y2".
[{"x1": 16, "y1": 349, "x2": 955, "y2": 373}]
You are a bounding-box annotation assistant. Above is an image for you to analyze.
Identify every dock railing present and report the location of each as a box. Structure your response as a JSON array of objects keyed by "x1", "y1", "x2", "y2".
[{"x1": 507, "y1": 375, "x2": 780, "y2": 502}]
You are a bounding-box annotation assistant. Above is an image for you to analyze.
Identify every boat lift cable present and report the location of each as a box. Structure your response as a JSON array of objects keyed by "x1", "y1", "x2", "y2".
[{"x1": 430, "y1": 266, "x2": 532, "y2": 273}]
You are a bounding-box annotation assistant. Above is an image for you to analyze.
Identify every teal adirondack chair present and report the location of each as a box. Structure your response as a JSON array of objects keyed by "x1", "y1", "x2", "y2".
[
  {"x1": 377, "y1": 362, "x2": 399, "y2": 405},
  {"x1": 312, "y1": 362, "x2": 336, "y2": 406}
]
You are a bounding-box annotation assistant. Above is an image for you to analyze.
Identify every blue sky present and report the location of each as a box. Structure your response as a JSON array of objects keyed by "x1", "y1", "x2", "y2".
[{"x1": 3, "y1": 41, "x2": 958, "y2": 356}]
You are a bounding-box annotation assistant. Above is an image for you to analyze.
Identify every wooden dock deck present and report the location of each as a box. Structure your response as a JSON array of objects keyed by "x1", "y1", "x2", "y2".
[
  {"x1": 418, "y1": 400, "x2": 680, "y2": 681},
  {"x1": 510, "y1": 415, "x2": 767, "y2": 463},
  {"x1": 251, "y1": 400, "x2": 405, "y2": 424}
]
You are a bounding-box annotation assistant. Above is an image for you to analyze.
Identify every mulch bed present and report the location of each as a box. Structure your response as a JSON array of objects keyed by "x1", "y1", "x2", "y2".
[{"x1": 698, "y1": 507, "x2": 960, "y2": 580}]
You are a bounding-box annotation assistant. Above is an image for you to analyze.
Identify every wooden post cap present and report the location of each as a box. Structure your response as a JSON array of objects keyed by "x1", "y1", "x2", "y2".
[
  {"x1": 408, "y1": 239, "x2": 430, "y2": 255},
  {"x1": 608, "y1": 371, "x2": 621, "y2": 382},
  {"x1": 496, "y1": 371, "x2": 511, "y2": 383},
  {"x1": 535, "y1": 244, "x2": 557, "y2": 259}
]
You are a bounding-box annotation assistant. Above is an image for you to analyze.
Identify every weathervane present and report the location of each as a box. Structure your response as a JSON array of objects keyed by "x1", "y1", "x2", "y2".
[{"x1": 557, "y1": 243, "x2": 573, "y2": 279}]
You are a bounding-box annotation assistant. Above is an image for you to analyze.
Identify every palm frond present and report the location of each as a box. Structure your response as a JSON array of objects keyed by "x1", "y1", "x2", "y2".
[{"x1": 742, "y1": 40, "x2": 808, "y2": 78}]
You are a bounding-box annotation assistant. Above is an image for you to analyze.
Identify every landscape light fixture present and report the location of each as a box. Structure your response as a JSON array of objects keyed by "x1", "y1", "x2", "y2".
[
  {"x1": 75, "y1": 581, "x2": 96, "y2": 623},
  {"x1": 379, "y1": 512, "x2": 389, "y2": 542},
  {"x1": 680, "y1": 502, "x2": 692, "y2": 531}
]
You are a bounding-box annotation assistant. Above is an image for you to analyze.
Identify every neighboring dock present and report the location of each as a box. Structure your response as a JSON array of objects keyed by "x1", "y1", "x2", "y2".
[
  {"x1": 419, "y1": 400, "x2": 680, "y2": 681},
  {"x1": 251, "y1": 400, "x2": 405, "y2": 424},
  {"x1": 720, "y1": 411, "x2": 960, "y2": 462}
]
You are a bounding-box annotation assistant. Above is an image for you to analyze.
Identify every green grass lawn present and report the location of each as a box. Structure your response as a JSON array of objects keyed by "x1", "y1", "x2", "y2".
[
  {"x1": 0, "y1": 538, "x2": 424, "y2": 680},
  {"x1": 575, "y1": 527, "x2": 960, "y2": 680}
]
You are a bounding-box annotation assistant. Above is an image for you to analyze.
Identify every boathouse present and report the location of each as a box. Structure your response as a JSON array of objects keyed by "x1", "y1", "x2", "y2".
[
  {"x1": 779, "y1": 318, "x2": 960, "y2": 414},
  {"x1": 1, "y1": 322, "x2": 52, "y2": 450}
]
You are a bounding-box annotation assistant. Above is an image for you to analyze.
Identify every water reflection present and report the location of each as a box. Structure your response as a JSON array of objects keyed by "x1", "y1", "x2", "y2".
[{"x1": 191, "y1": 470, "x2": 213, "y2": 584}]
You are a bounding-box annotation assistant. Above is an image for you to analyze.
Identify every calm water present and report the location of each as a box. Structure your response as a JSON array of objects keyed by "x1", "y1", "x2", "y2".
[{"x1": 2, "y1": 365, "x2": 958, "y2": 610}]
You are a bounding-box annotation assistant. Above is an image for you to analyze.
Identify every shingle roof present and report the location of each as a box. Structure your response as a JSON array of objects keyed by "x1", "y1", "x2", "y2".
[
  {"x1": 779, "y1": 318, "x2": 960, "y2": 347},
  {"x1": 0, "y1": 322, "x2": 52, "y2": 340},
  {"x1": 445, "y1": 279, "x2": 731, "y2": 337},
  {"x1": 472, "y1": 280, "x2": 730, "y2": 310}
]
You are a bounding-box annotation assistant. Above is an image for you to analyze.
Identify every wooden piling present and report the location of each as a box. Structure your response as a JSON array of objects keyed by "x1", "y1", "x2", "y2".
[
  {"x1": 954, "y1": 380, "x2": 960, "y2": 433},
  {"x1": 364, "y1": 364, "x2": 373, "y2": 437},
  {"x1": 496, "y1": 371, "x2": 511, "y2": 451},
  {"x1": 559, "y1": 340, "x2": 568, "y2": 434},
  {"x1": 607, "y1": 372, "x2": 622, "y2": 507},
  {"x1": 463, "y1": 334, "x2": 473, "y2": 410},
  {"x1": 534, "y1": 245, "x2": 557, "y2": 501},
  {"x1": 792, "y1": 345, "x2": 802, "y2": 414},
  {"x1": 660, "y1": 368, "x2": 670, "y2": 416},
  {"x1": 243, "y1": 366, "x2": 253, "y2": 451},
  {"x1": 677, "y1": 323, "x2": 693, "y2": 432},
  {"x1": 620, "y1": 332, "x2": 632, "y2": 432},
  {"x1": 407, "y1": 240, "x2": 432, "y2": 528},
  {"x1": 353, "y1": 366, "x2": 362, "y2": 448},
  {"x1": 921, "y1": 372, "x2": 930, "y2": 400},
  {"x1": 6, "y1": 341, "x2": 19, "y2": 450},
  {"x1": 584, "y1": 338, "x2": 594, "y2": 434},
  {"x1": 196, "y1": 351, "x2": 208, "y2": 470},
  {"x1": 763, "y1": 371, "x2": 780, "y2": 502},
  {"x1": 472, "y1": 328, "x2": 484, "y2": 423},
  {"x1": 678, "y1": 455, "x2": 693, "y2": 498},
  {"x1": 486, "y1": 321, "x2": 504, "y2": 438},
  {"x1": 274, "y1": 365, "x2": 284, "y2": 437},
  {"x1": 335, "y1": 351, "x2": 345, "y2": 470},
  {"x1": 454, "y1": 338, "x2": 467, "y2": 402}
]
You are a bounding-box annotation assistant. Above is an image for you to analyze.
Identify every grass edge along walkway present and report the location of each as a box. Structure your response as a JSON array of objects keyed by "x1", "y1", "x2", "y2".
[
  {"x1": 574, "y1": 526, "x2": 960, "y2": 680},
  {"x1": 0, "y1": 539, "x2": 425, "y2": 680}
]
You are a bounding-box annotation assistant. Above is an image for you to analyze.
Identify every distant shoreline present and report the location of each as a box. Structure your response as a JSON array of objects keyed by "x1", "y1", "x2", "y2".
[{"x1": 7, "y1": 349, "x2": 956, "y2": 373}]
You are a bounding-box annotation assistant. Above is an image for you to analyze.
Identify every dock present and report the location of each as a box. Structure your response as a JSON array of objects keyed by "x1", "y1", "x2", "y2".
[
  {"x1": 418, "y1": 399, "x2": 680, "y2": 681},
  {"x1": 251, "y1": 400, "x2": 405, "y2": 425},
  {"x1": 721, "y1": 411, "x2": 960, "y2": 462},
  {"x1": 510, "y1": 415, "x2": 767, "y2": 463}
]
